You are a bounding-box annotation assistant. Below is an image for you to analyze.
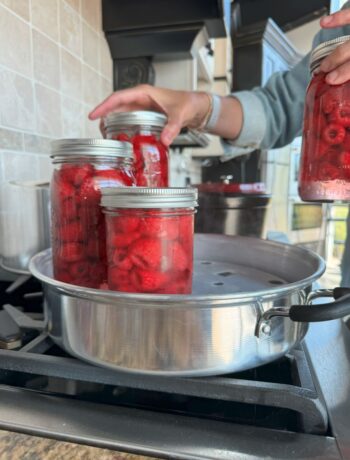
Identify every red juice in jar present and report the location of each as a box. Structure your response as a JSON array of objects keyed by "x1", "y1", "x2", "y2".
[
  {"x1": 101, "y1": 188, "x2": 198, "y2": 294},
  {"x1": 50, "y1": 139, "x2": 135, "y2": 288},
  {"x1": 105, "y1": 111, "x2": 169, "y2": 187},
  {"x1": 299, "y1": 36, "x2": 350, "y2": 201}
]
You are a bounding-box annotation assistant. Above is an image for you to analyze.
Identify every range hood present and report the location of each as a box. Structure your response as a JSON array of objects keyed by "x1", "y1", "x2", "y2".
[{"x1": 101, "y1": 0, "x2": 230, "y2": 148}]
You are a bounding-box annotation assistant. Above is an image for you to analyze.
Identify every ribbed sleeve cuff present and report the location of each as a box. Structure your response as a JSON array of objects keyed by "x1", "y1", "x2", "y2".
[{"x1": 222, "y1": 91, "x2": 266, "y2": 153}]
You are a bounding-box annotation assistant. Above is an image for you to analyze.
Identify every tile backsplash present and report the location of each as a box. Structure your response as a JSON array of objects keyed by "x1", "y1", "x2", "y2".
[{"x1": 0, "y1": 0, "x2": 113, "y2": 185}]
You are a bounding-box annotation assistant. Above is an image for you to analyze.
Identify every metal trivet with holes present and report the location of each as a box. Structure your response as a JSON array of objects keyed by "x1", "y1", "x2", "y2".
[{"x1": 0, "y1": 307, "x2": 328, "y2": 436}]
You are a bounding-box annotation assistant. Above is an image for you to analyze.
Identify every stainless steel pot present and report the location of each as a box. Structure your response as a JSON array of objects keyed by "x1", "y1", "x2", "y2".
[
  {"x1": 0, "y1": 180, "x2": 51, "y2": 274},
  {"x1": 195, "y1": 192, "x2": 270, "y2": 238},
  {"x1": 29, "y1": 234, "x2": 350, "y2": 376}
]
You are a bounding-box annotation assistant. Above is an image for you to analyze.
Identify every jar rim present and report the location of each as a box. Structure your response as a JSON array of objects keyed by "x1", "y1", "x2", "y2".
[
  {"x1": 50, "y1": 138, "x2": 133, "y2": 160},
  {"x1": 101, "y1": 187, "x2": 198, "y2": 209},
  {"x1": 310, "y1": 35, "x2": 350, "y2": 73},
  {"x1": 104, "y1": 111, "x2": 167, "y2": 130}
]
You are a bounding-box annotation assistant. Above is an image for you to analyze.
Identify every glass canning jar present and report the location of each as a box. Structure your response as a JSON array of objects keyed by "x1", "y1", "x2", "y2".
[
  {"x1": 299, "y1": 36, "x2": 350, "y2": 201},
  {"x1": 104, "y1": 111, "x2": 169, "y2": 187},
  {"x1": 50, "y1": 139, "x2": 135, "y2": 288},
  {"x1": 101, "y1": 187, "x2": 198, "y2": 294}
]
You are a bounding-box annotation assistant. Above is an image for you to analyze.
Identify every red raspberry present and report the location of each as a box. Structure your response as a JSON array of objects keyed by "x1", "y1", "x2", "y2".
[
  {"x1": 112, "y1": 248, "x2": 133, "y2": 270},
  {"x1": 60, "y1": 242, "x2": 84, "y2": 262},
  {"x1": 79, "y1": 177, "x2": 101, "y2": 204},
  {"x1": 131, "y1": 269, "x2": 170, "y2": 293},
  {"x1": 115, "y1": 216, "x2": 140, "y2": 234},
  {"x1": 61, "y1": 164, "x2": 94, "y2": 187},
  {"x1": 56, "y1": 178, "x2": 75, "y2": 202},
  {"x1": 55, "y1": 270, "x2": 72, "y2": 283},
  {"x1": 129, "y1": 238, "x2": 164, "y2": 270},
  {"x1": 170, "y1": 241, "x2": 188, "y2": 271},
  {"x1": 108, "y1": 267, "x2": 134, "y2": 292},
  {"x1": 111, "y1": 231, "x2": 140, "y2": 248},
  {"x1": 140, "y1": 216, "x2": 179, "y2": 240},
  {"x1": 318, "y1": 162, "x2": 339, "y2": 181},
  {"x1": 69, "y1": 261, "x2": 89, "y2": 279},
  {"x1": 59, "y1": 221, "x2": 84, "y2": 242},
  {"x1": 56, "y1": 197, "x2": 79, "y2": 221},
  {"x1": 322, "y1": 123, "x2": 346, "y2": 145}
]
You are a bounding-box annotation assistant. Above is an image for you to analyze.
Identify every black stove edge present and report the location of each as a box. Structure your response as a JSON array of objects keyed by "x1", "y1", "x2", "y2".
[
  {"x1": 304, "y1": 319, "x2": 350, "y2": 460},
  {"x1": 0, "y1": 385, "x2": 341, "y2": 460}
]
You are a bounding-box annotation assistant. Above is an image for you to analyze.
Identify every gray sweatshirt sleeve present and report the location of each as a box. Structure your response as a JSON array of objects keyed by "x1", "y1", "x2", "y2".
[{"x1": 224, "y1": 1, "x2": 350, "y2": 155}]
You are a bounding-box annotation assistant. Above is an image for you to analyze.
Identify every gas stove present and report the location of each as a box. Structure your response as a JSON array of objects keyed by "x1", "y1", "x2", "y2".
[{"x1": 0, "y1": 278, "x2": 349, "y2": 459}]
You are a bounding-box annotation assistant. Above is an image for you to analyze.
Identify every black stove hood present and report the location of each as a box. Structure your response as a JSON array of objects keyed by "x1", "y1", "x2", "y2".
[{"x1": 102, "y1": 0, "x2": 229, "y2": 89}]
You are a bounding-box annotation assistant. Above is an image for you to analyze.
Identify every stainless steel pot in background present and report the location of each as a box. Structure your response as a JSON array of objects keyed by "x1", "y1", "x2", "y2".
[
  {"x1": 194, "y1": 178, "x2": 270, "y2": 238},
  {"x1": 0, "y1": 181, "x2": 51, "y2": 274},
  {"x1": 195, "y1": 192, "x2": 271, "y2": 238},
  {"x1": 29, "y1": 234, "x2": 350, "y2": 377}
]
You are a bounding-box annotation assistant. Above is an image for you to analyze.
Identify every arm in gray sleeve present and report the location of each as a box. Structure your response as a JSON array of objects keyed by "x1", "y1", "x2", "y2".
[{"x1": 223, "y1": 3, "x2": 350, "y2": 156}]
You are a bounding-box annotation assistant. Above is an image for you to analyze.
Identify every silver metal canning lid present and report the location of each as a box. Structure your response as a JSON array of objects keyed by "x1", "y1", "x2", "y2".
[
  {"x1": 310, "y1": 35, "x2": 350, "y2": 73},
  {"x1": 105, "y1": 111, "x2": 167, "y2": 130},
  {"x1": 101, "y1": 187, "x2": 198, "y2": 209},
  {"x1": 50, "y1": 139, "x2": 133, "y2": 159}
]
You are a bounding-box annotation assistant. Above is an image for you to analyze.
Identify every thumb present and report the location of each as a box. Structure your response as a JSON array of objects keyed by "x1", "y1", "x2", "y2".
[{"x1": 161, "y1": 118, "x2": 182, "y2": 146}]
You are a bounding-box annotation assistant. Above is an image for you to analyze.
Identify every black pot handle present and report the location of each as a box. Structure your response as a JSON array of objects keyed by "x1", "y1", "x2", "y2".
[{"x1": 289, "y1": 287, "x2": 350, "y2": 322}]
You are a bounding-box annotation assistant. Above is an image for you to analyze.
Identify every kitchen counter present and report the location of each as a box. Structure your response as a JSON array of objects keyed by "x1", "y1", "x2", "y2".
[{"x1": 0, "y1": 429, "x2": 157, "y2": 459}]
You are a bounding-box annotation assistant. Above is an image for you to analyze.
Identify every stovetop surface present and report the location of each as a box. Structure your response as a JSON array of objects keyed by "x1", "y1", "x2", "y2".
[{"x1": 0, "y1": 277, "x2": 348, "y2": 459}]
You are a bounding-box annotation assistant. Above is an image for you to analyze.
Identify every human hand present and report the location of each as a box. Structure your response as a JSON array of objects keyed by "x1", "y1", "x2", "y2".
[
  {"x1": 319, "y1": 10, "x2": 350, "y2": 84},
  {"x1": 89, "y1": 85, "x2": 210, "y2": 146}
]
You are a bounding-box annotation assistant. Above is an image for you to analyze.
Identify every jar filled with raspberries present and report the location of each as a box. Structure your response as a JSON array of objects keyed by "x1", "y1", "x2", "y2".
[
  {"x1": 299, "y1": 36, "x2": 350, "y2": 201},
  {"x1": 50, "y1": 139, "x2": 135, "y2": 288},
  {"x1": 101, "y1": 187, "x2": 198, "y2": 294},
  {"x1": 104, "y1": 111, "x2": 169, "y2": 187}
]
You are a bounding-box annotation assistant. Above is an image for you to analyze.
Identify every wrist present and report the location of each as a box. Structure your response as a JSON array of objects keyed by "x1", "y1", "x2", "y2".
[{"x1": 188, "y1": 92, "x2": 212, "y2": 130}]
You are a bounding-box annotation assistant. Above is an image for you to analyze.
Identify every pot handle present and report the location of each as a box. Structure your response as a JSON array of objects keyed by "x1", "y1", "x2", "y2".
[{"x1": 289, "y1": 287, "x2": 350, "y2": 322}]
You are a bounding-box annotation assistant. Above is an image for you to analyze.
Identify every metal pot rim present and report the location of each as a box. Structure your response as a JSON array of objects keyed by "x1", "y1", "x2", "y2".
[{"x1": 29, "y1": 236, "x2": 326, "y2": 309}]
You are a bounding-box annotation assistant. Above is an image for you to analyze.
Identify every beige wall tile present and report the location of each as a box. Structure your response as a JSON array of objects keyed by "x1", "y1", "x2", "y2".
[
  {"x1": 99, "y1": 76, "x2": 112, "y2": 101},
  {"x1": 0, "y1": 68, "x2": 35, "y2": 131},
  {"x1": 61, "y1": 96, "x2": 84, "y2": 137},
  {"x1": 24, "y1": 133, "x2": 51, "y2": 154},
  {"x1": 35, "y1": 84, "x2": 62, "y2": 138},
  {"x1": 84, "y1": 111, "x2": 102, "y2": 139},
  {"x1": 64, "y1": 0, "x2": 80, "y2": 13},
  {"x1": 81, "y1": 0, "x2": 100, "y2": 31},
  {"x1": 1, "y1": 151, "x2": 40, "y2": 181},
  {"x1": 31, "y1": 0, "x2": 58, "y2": 42},
  {"x1": 82, "y1": 64, "x2": 101, "y2": 106},
  {"x1": 1, "y1": 0, "x2": 30, "y2": 21},
  {"x1": 83, "y1": 22, "x2": 99, "y2": 69},
  {"x1": 99, "y1": 35, "x2": 113, "y2": 81},
  {"x1": 37, "y1": 154, "x2": 54, "y2": 181},
  {"x1": 32, "y1": 29, "x2": 60, "y2": 90},
  {"x1": 0, "y1": 128, "x2": 23, "y2": 150},
  {"x1": 59, "y1": 1, "x2": 82, "y2": 57},
  {"x1": 61, "y1": 49, "x2": 82, "y2": 100},
  {"x1": 0, "y1": 5, "x2": 31, "y2": 77}
]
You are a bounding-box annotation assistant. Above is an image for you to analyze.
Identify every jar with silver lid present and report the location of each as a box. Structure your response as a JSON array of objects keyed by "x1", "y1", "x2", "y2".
[
  {"x1": 299, "y1": 36, "x2": 350, "y2": 201},
  {"x1": 104, "y1": 111, "x2": 169, "y2": 187},
  {"x1": 101, "y1": 187, "x2": 198, "y2": 294},
  {"x1": 50, "y1": 139, "x2": 135, "y2": 288}
]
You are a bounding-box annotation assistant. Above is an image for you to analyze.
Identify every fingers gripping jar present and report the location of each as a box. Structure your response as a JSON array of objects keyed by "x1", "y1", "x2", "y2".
[
  {"x1": 105, "y1": 111, "x2": 169, "y2": 187},
  {"x1": 50, "y1": 139, "x2": 135, "y2": 288},
  {"x1": 299, "y1": 36, "x2": 350, "y2": 201},
  {"x1": 101, "y1": 188, "x2": 198, "y2": 294}
]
